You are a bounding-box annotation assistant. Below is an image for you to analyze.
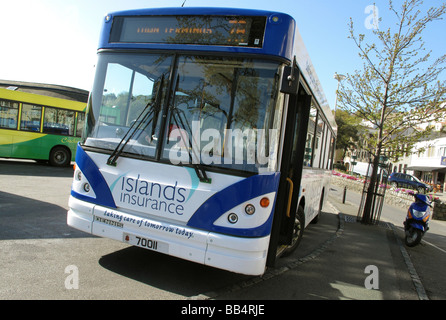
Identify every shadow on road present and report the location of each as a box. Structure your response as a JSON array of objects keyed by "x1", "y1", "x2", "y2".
[
  {"x1": 0, "y1": 159, "x2": 73, "y2": 177},
  {"x1": 98, "y1": 245, "x2": 252, "y2": 297},
  {"x1": 0, "y1": 190, "x2": 93, "y2": 240}
]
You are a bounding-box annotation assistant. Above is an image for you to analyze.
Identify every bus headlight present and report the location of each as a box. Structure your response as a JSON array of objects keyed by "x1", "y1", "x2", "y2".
[
  {"x1": 71, "y1": 165, "x2": 96, "y2": 198},
  {"x1": 245, "y1": 204, "x2": 255, "y2": 215},
  {"x1": 228, "y1": 213, "x2": 238, "y2": 224},
  {"x1": 213, "y1": 192, "x2": 276, "y2": 230},
  {"x1": 83, "y1": 183, "x2": 91, "y2": 193}
]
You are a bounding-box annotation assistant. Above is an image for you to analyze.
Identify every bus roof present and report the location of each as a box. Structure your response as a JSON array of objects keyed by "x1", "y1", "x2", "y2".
[
  {"x1": 0, "y1": 86, "x2": 87, "y2": 111},
  {"x1": 293, "y1": 27, "x2": 337, "y2": 132},
  {"x1": 0, "y1": 80, "x2": 89, "y2": 103}
]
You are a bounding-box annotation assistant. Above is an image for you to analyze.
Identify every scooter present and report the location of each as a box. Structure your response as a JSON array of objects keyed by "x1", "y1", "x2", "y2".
[{"x1": 404, "y1": 193, "x2": 431, "y2": 247}]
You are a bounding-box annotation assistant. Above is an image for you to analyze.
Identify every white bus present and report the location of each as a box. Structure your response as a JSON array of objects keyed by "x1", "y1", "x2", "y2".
[{"x1": 68, "y1": 7, "x2": 336, "y2": 275}]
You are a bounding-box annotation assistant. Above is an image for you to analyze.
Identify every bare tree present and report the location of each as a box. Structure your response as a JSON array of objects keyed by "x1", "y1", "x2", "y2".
[{"x1": 338, "y1": 0, "x2": 446, "y2": 223}]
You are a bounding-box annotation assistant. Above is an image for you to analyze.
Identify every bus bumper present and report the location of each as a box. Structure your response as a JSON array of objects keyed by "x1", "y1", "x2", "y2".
[{"x1": 67, "y1": 196, "x2": 269, "y2": 276}]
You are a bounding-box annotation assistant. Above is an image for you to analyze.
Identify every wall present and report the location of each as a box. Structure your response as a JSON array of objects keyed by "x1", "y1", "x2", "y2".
[{"x1": 432, "y1": 201, "x2": 446, "y2": 220}]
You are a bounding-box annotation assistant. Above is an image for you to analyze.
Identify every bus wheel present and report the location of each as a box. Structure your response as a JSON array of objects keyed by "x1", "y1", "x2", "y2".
[
  {"x1": 283, "y1": 205, "x2": 305, "y2": 256},
  {"x1": 49, "y1": 146, "x2": 70, "y2": 167}
]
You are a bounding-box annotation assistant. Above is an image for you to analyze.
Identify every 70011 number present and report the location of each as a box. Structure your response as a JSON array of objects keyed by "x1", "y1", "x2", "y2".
[
  {"x1": 136, "y1": 236, "x2": 158, "y2": 250},
  {"x1": 123, "y1": 233, "x2": 169, "y2": 254}
]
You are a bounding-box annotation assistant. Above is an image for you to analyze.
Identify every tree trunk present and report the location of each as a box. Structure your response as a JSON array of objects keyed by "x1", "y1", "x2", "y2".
[
  {"x1": 362, "y1": 79, "x2": 388, "y2": 224},
  {"x1": 361, "y1": 152, "x2": 381, "y2": 224}
]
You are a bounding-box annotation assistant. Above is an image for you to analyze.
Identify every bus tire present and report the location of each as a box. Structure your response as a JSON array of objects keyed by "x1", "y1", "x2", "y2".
[
  {"x1": 49, "y1": 146, "x2": 71, "y2": 167},
  {"x1": 283, "y1": 205, "x2": 305, "y2": 256}
]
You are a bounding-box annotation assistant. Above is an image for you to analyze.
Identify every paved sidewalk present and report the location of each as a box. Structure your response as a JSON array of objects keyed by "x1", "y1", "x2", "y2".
[{"x1": 209, "y1": 193, "x2": 423, "y2": 300}]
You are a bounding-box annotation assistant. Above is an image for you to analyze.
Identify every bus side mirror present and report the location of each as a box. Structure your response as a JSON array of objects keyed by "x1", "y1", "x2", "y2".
[
  {"x1": 280, "y1": 66, "x2": 299, "y2": 95},
  {"x1": 280, "y1": 57, "x2": 299, "y2": 95}
]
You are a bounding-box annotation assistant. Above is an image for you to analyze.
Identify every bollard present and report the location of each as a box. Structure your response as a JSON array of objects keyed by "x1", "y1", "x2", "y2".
[{"x1": 343, "y1": 186, "x2": 347, "y2": 204}]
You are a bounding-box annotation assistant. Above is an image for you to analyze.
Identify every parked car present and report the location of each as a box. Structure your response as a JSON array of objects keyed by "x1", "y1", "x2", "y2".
[{"x1": 389, "y1": 172, "x2": 433, "y2": 193}]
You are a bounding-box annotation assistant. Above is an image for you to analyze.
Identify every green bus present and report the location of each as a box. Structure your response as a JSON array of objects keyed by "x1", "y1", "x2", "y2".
[{"x1": 0, "y1": 81, "x2": 88, "y2": 166}]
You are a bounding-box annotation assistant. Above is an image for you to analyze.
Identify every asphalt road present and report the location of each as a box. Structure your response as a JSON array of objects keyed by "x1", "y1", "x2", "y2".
[
  {"x1": 0, "y1": 159, "x2": 338, "y2": 300},
  {"x1": 1, "y1": 159, "x2": 445, "y2": 301}
]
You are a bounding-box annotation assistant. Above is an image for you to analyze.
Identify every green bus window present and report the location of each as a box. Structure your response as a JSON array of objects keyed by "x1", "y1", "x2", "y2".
[
  {"x1": 76, "y1": 113, "x2": 85, "y2": 137},
  {"x1": 43, "y1": 107, "x2": 75, "y2": 136},
  {"x1": 20, "y1": 104, "x2": 42, "y2": 132},
  {"x1": 0, "y1": 100, "x2": 19, "y2": 129}
]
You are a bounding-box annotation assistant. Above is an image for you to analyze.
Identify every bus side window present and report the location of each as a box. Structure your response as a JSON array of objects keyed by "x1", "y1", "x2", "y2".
[
  {"x1": 43, "y1": 107, "x2": 76, "y2": 136},
  {"x1": 312, "y1": 117, "x2": 324, "y2": 168},
  {"x1": 20, "y1": 104, "x2": 42, "y2": 132},
  {"x1": 76, "y1": 113, "x2": 85, "y2": 137},
  {"x1": 0, "y1": 100, "x2": 19, "y2": 129},
  {"x1": 304, "y1": 105, "x2": 317, "y2": 167},
  {"x1": 325, "y1": 129, "x2": 333, "y2": 169}
]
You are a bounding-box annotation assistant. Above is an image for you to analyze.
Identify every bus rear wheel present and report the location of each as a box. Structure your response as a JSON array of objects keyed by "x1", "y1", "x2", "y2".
[{"x1": 49, "y1": 146, "x2": 71, "y2": 167}]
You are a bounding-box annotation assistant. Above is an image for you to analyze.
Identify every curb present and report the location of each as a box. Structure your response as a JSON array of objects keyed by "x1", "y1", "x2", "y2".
[{"x1": 388, "y1": 223, "x2": 429, "y2": 300}]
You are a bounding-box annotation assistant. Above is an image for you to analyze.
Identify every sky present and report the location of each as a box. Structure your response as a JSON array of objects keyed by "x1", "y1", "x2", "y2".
[{"x1": 0, "y1": 0, "x2": 445, "y2": 110}]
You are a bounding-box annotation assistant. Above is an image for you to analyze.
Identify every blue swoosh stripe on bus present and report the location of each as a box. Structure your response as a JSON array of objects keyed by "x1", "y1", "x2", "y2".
[
  {"x1": 71, "y1": 144, "x2": 117, "y2": 208},
  {"x1": 187, "y1": 173, "x2": 280, "y2": 237},
  {"x1": 184, "y1": 167, "x2": 200, "y2": 202},
  {"x1": 109, "y1": 171, "x2": 130, "y2": 192}
]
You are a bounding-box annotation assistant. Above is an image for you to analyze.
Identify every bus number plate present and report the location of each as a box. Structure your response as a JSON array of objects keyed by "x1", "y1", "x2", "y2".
[{"x1": 123, "y1": 233, "x2": 169, "y2": 254}]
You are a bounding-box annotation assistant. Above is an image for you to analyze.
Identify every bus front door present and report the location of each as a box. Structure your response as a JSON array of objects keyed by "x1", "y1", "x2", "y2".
[{"x1": 267, "y1": 82, "x2": 311, "y2": 267}]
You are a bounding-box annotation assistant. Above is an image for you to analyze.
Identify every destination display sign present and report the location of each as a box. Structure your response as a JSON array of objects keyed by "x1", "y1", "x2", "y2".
[{"x1": 110, "y1": 15, "x2": 266, "y2": 48}]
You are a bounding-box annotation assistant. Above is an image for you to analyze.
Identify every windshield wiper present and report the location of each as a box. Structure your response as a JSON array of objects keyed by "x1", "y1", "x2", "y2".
[
  {"x1": 169, "y1": 76, "x2": 211, "y2": 183},
  {"x1": 170, "y1": 106, "x2": 211, "y2": 183},
  {"x1": 107, "y1": 75, "x2": 164, "y2": 166}
]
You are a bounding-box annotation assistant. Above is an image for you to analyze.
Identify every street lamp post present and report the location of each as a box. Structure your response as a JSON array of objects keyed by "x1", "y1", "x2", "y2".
[{"x1": 333, "y1": 72, "x2": 346, "y2": 113}]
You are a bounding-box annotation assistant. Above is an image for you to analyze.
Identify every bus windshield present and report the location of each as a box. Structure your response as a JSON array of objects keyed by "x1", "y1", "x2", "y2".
[{"x1": 85, "y1": 52, "x2": 283, "y2": 173}]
